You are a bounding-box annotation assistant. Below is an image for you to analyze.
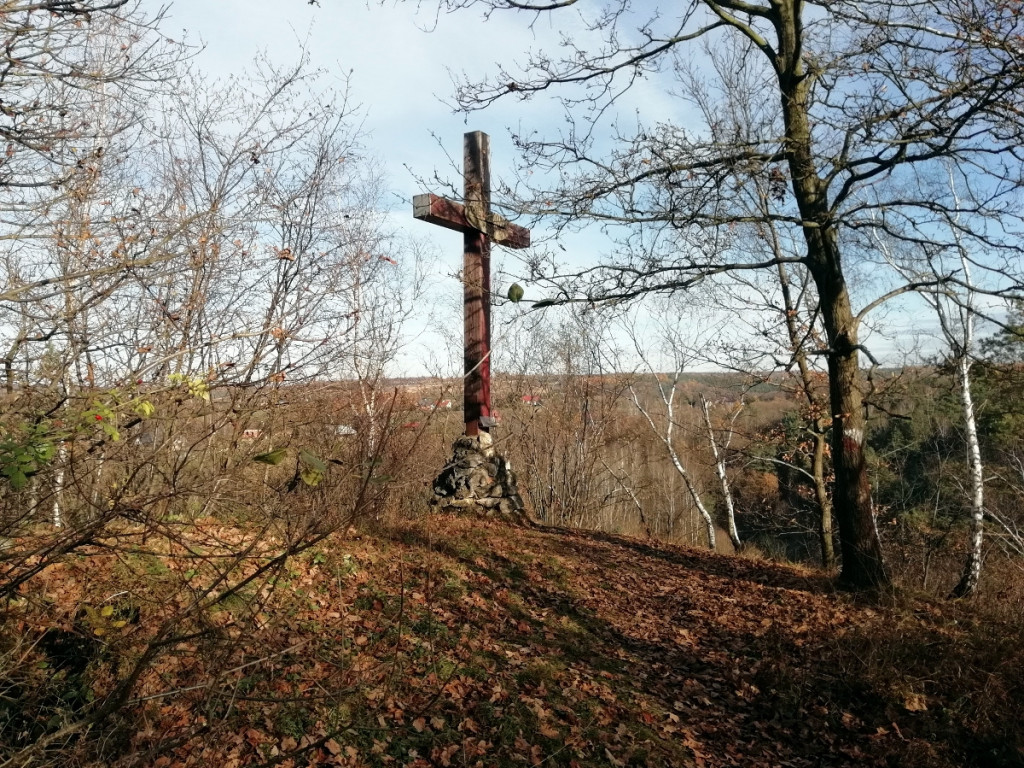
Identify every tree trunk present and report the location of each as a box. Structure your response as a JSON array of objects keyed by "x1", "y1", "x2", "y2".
[
  {"x1": 776, "y1": 0, "x2": 888, "y2": 588},
  {"x1": 809, "y1": 225, "x2": 887, "y2": 588},
  {"x1": 812, "y1": 430, "x2": 836, "y2": 570},
  {"x1": 951, "y1": 353, "x2": 984, "y2": 598},
  {"x1": 630, "y1": 378, "x2": 716, "y2": 550},
  {"x1": 774, "y1": 261, "x2": 835, "y2": 570},
  {"x1": 52, "y1": 444, "x2": 67, "y2": 529},
  {"x1": 823, "y1": 324, "x2": 888, "y2": 589},
  {"x1": 670, "y1": 451, "x2": 716, "y2": 551},
  {"x1": 700, "y1": 394, "x2": 741, "y2": 550}
]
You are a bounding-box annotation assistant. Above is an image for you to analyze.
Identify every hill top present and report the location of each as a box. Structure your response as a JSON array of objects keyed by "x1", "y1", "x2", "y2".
[{"x1": 9, "y1": 516, "x2": 1023, "y2": 767}]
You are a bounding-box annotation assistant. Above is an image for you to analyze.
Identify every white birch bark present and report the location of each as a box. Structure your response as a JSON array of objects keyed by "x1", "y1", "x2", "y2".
[
  {"x1": 630, "y1": 370, "x2": 716, "y2": 550},
  {"x1": 951, "y1": 345, "x2": 985, "y2": 597},
  {"x1": 700, "y1": 393, "x2": 743, "y2": 550},
  {"x1": 52, "y1": 443, "x2": 67, "y2": 528}
]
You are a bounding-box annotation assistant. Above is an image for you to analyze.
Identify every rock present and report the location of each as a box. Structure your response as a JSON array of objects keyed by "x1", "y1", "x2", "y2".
[{"x1": 430, "y1": 433, "x2": 530, "y2": 523}]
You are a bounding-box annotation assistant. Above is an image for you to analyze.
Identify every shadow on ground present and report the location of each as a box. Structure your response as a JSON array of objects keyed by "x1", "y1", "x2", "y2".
[{"x1": 383, "y1": 517, "x2": 1024, "y2": 768}]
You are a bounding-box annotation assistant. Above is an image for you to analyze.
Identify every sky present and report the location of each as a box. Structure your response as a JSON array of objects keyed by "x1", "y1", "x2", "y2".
[
  {"x1": 165, "y1": 1, "x2": 600, "y2": 216},
  {"x1": 165, "y1": 0, "x2": 620, "y2": 375},
  {"x1": 161, "y1": 0, "x2": 958, "y2": 376}
]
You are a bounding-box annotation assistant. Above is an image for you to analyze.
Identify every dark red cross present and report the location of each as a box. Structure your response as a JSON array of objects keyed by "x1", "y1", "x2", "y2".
[{"x1": 413, "y1": 131, "x2": 531, "y2": 436}]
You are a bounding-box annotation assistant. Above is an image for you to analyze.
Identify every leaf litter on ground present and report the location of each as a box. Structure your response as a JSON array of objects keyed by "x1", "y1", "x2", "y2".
[{"x1": 7, "y1": 515, "x2": 1023, "y2": 768}]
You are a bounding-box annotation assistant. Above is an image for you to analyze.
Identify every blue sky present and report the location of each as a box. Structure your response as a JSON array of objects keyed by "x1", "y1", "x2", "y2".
[
  {"x1": 164, "y1": 0, "x2": 697, "y2": 376},
  {"x1": 168, "y1": 1, "x2": 578, "y2": 212},
  {"x1": 165, "y1": 0, "x2": 684, "y2": 238},
  {"x1": 162, "y1": 0, "x2": 959, "y2": 376},
  {"x1": 164, "y1": 1, "x2": 598, "y2": 375}
]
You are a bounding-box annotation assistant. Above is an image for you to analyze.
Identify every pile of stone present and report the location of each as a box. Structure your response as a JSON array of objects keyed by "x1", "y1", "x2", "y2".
[{"x1": 430, "y1": 432, "x2": 529, "y2": 521}]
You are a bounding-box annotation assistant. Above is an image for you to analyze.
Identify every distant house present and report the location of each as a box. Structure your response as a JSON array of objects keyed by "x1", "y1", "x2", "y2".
[
  {"x1": 132, "y1": 429, "x2": 184, "y2": 451},
  {"x1": 241, "y1": 429, "x2": 263, "y2": 440},
  {"x1": 401, "y1": 421, "x2": 422, "y2": 430},
  {"x1": 521, "y1": 395, "x2": 543, "y2": 407},
  {"x1": 418, "y1": 397, "x2": 453, "y2": 412}
]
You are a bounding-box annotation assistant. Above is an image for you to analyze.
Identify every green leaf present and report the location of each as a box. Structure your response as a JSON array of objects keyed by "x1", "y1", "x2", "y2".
[
  {"x1": 6, "y1": 468, "x2": 27, "y2": 490},
  {"x1": 299, "y1": 466, "x2": 324, "y2": 487},
  {"x1": 298, "y1": 449, "x2": 328, "y2": 487},
  {"x1": 253, "y1": 448, "x2": 288, "y2": 466},
  {"x1": 298, "y1": 449, "x2": 327, "y2": 474}
]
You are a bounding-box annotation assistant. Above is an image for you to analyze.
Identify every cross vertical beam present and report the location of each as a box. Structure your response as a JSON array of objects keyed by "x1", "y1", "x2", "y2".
[
  {"x1": 463, "y1": 131, "x2": 490, "y2": 436},
  {"x1": 413, "y1": 131, "x2": 531, "y2": 438}
]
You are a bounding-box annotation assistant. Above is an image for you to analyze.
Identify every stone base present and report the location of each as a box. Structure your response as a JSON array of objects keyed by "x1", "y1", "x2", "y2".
[{"x1": 430, "y1": 432, "x2": 530, "y2": 522}]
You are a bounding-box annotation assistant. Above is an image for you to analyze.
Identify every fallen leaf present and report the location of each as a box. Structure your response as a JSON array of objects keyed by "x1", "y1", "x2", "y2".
[{"x1": 904, "y1": 693, "x2": 928, "y2": 712}]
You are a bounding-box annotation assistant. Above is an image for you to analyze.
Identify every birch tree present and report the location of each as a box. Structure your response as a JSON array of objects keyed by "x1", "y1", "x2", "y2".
[
  {"x1": 873, "y1": 173, "x2": 987, "y2": 597},
  {"x1": 700, "y1": 393, "x2": 743, "y2": 551},
  {"x1": 621, "y1": 306, "x2": 718, "y2": 549},
  {"x1": 630, "y1": 368, "x2": 716, "y2": 550}
]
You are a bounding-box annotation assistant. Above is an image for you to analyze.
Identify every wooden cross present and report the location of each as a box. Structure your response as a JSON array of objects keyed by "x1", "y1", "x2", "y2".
[{"x1": 413, "y1": 131, "x2": 531, "y2": 436}]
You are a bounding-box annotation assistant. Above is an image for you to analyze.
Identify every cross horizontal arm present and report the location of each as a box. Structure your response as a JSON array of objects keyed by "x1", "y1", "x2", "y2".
[
  {"x1": 413, "y1": 194, "x2": 469, "y2": 234},
  {"x1": 413, "y1": 193, "x2": 531, "y2": 249}
]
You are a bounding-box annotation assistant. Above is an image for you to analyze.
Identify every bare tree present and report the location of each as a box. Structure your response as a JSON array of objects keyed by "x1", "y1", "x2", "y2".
[
  {"x1": 0, "y1": 2, "x2": 177, "y2": 203},
  {"x1": 873, "y1": 169, "x2": 987, "y2": 597},
  {"x1": 683, "y1": 81, "x2": 837, "y2": 567},
  {"x1": 413, "y1": 0, "x2": 1024, "y2": 588},
  {"x1": 629, "y1": 369, "x2": 716, "y2": 549},
  {"x1": 498, "y1": 309, "x2": 630, "y2": 529},
  {"x1": 700, "y1": 392, "x2": 743, "y2": 550},
  {"x1": 0, "y1": 25, "x2": 425, "y2": 767},
  {"x1": 619, "y1": 305, "x2": 718, "y2": 549},
  {"x1": 0, "y1": 1, "x2": 179, "y2": 379},
  {"x1": 0, "y1": 36, "x2": 412, "y2": 545}
]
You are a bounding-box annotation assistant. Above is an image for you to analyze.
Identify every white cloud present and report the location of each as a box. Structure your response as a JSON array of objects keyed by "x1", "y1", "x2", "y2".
[{"x1": 168, "y1": 2, "x2": 584, "y2": 185}]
